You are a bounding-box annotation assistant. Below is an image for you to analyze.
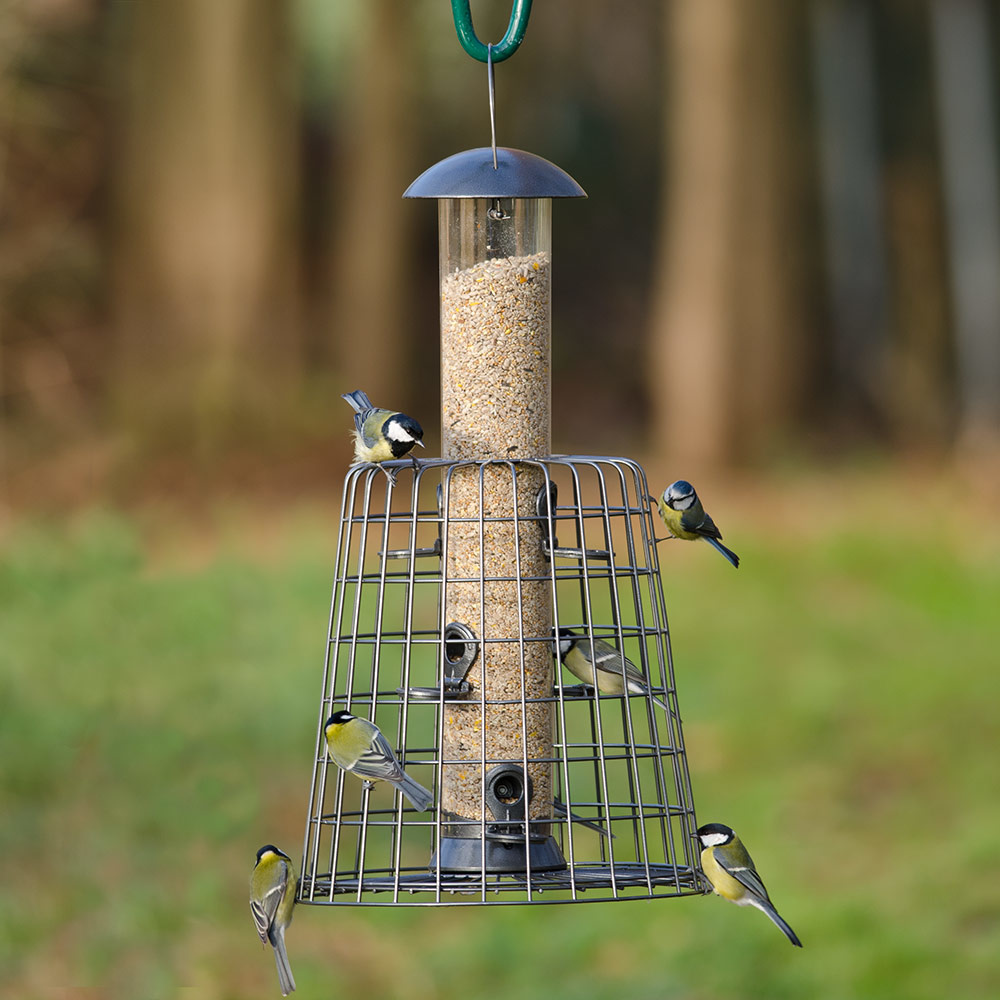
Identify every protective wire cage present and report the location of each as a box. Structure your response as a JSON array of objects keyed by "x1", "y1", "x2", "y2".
[{"x1": 299, "y1": 455, "x2": 707, "y2": 906}]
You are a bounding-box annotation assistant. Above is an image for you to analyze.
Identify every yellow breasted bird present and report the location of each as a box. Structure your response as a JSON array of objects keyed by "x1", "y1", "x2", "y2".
[
  {"x1": 324, "y1": 710, "x2": 433, "y2": 811},
  {"x1": 250, "y1": 844, "x2": 297, "y2": 995},
  {"x1": 696, "y1": 822, "x2": 802, "y2": 947},
  {"x1": 552, "y1": 628, "x2": 669, "y2": 711},
  {"x1": 654, "y1": 480, "x2": 739, "y2": 568},
  {"x1": 342, "y1": 389, "x2": 424, "y2": 485}
]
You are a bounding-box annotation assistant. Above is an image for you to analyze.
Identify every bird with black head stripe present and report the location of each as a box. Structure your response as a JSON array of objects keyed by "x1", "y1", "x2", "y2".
[{"x1": 342, "y1": 389, "x2": 424, "y2": 485}]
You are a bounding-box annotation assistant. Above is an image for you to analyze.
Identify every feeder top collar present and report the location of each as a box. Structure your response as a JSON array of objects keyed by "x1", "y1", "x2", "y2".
[{"x1": 404, "y1": 147, "x2": 586, "y2": 200}]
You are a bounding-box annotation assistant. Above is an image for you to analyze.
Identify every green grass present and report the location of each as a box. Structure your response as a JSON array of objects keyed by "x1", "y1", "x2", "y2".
[{"x1": 2, "y1": 489, "x2": 999, "y2": 999}]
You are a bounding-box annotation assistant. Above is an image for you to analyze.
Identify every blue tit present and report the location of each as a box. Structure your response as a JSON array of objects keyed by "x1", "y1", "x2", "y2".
[
  {"x1": 324, "y1": 710, "x2": 433, "y2": 811},
  {"x1": 250, "y1": 844, "x2": 297, "y2": 995},
  {"x1": 655, "y1": 480, "x2": 740, "y2": 568},
  {"x1": 342, "y1": 389, "x2": 424, "y2": 485},
  {"x1": 696, "y1": 822, "x2": 802, "y2": 947},
  {"x1": 552, "y1": 628, "x2": 668, "y2": 711}
]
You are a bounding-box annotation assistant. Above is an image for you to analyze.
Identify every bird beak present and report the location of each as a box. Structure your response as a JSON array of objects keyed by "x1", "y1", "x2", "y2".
[
  {"x1": 415, "y1": 440, "x2": 426, "y2": 448},
  {"x1": 689, "y1": 831, "x2": 701, "y2": 840}
]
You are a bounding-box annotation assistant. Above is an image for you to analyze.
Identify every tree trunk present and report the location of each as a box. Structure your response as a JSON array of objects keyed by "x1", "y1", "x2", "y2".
[
  {"x1": 649, "y1": 0, "x2": 742, "y2": 468},
  {"x1": 648, "y1": 0, "x2": 803, "y2": 467},
  {"x1": 327, "y1": 0, "x2": 418, "y2": 411},
  {"x1": 732, "y1": 0, "x2": 803, "y2": 454},
  {"x1": 930, "y1": 0, "x2": 1000, "y2": 455},
  {"x1": 112, "y1": 0, "x2": 299, "y2": 458},
  {"x1": 884, "y1": 163, "x2": 952, "y2": 448}
]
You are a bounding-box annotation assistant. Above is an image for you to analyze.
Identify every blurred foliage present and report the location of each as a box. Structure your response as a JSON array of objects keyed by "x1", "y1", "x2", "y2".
[
  {"x1": 2, "y1": 474, "x2": 999, "y2": 997},
  {"x1": 2, "y1": 1, "x2": 998, "y2": 507}
]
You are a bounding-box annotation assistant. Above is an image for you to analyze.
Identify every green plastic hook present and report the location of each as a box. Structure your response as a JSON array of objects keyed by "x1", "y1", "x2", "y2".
[{"x1": 450, "y1": 0, "x2": 533, "y2": 63}]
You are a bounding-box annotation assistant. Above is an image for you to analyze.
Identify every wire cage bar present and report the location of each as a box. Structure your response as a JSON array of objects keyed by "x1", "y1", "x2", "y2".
[{"x1": 299, "y1": 455, "x2": 705, "y2": 906}]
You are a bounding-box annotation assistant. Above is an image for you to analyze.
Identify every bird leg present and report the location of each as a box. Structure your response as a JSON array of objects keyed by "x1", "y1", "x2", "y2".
[{"x1": 380, "y1": 465, "x2": 398, "y2": 488}]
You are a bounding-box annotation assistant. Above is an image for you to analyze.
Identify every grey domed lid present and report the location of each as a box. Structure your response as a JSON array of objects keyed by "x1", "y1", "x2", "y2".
[{"x1": 404, "y1": 147, "x2": 586, "y2": 199}]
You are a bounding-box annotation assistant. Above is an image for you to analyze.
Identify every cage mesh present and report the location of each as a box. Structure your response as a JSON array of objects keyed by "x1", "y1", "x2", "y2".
[{"x1": 299, "y1": 456, "x2": 705, "y2": 906}]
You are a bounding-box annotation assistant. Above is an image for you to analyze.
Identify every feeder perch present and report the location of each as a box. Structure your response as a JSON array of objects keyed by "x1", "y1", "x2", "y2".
[{"x1": 298, "y1": 5, "x2": 705, "y2": 906}]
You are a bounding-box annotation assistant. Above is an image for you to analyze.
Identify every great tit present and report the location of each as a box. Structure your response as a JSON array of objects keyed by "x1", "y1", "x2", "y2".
[
  {"x1": 655, "y1": 480, "x2": 740, "y2": 568},
  {"x1": 250, "y1": 844, "x2": 297, "y2": 995},
  {"x1": 552, "y1": 628, "x2": 669, "y2": 712},
  {"x1": 324, "y1": 710, "x2": 434, "y2": 811},
  {"x1": 696, "y1": 822, "x2": 802, "y2": 947},
  {"x1": 341, "y1": 389, "x2": 424, "y2": 485}
]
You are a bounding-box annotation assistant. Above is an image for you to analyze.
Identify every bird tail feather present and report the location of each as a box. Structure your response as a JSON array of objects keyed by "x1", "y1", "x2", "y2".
[
  {"x1": 271, "y1": 927, "x2": 297, "y2": 994},
  {"x1": 341, "y1": 389, "x2": 373, "y2": 413},
  {"x1": 705, "y1": 536, "x2": 740, "y2": 568},
  {"x1": 759, "y1": 901, "x2": 803, "y2": 947},
  {"x1": 395, "y1": 771, "x2": 434, "y2": 812},
  {"x1": 626, "y1": 678, "x2": 670, "y2": 714},
  {"x1": 553, "y1": 801, "x2": 614, "y2": 839}
]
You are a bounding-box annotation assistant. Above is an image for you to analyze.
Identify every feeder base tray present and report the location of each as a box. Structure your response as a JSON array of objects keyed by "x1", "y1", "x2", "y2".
[{"x1": 299, "y1": 863, "x2": 707, "y2": 906}]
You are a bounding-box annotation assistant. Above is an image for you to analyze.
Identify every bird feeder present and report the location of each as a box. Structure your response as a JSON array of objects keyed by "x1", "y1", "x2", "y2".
[{"x1": 298, "y1": 2, "x2": 705, "y2": 906}]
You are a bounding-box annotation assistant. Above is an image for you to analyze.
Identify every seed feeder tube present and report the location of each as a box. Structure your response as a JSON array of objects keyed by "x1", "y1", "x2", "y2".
[{"x1": 405, "y1": 146, "x2": 585, "y2": 872}]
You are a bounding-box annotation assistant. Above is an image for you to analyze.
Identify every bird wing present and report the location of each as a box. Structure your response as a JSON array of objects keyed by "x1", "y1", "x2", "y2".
[
  {"x1": 712, "y1": 845, "x2": 772, "y2": 906},
  {"x1": 351, "y1": 729, "x2": 403, "y2": 782},
  {"x1": 250, "y1": 860, "x2": 290, "y2": 943},
  {"x1": 358, "y1": 409, "x2": 394, "y2": 449},
  {"x1": 685, "y1": 508, "x2": 723, "y2": 541},
  {"x1": 621, "y1": 657, "x2": 650, "y2": 689},
  {"x1": 590, "y1": 641, "x2": 624, "y2": 672},
  {"x1": 593, "y1": 639, "x2": 648, "y2": 688}
]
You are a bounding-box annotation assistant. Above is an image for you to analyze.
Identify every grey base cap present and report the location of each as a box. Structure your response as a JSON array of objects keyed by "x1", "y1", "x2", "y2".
[
  {"x1": 404, "y1": 147, "x2": 586, "y2": 199},
  {"x1": 431, "y1": 835, "x2": 568, "y2": 873}
]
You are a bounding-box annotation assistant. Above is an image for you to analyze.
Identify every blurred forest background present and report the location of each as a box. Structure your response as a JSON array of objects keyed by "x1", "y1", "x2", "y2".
[
  {"x1": 3, "y1": 2, "x2": 1000, "y2": 999},
  {"x1": 3, "y1": 0, "x2": 1000, "y2": 510}
]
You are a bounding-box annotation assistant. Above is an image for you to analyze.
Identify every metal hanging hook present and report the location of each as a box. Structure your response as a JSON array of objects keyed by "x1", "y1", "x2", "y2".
[{"x1": 451, "y1": 0, "x2": 533, "y2": 63}]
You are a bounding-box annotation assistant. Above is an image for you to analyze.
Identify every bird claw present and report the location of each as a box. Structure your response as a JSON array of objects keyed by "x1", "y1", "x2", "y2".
[{"x1": 381, "y1": 466, "x2": 398, "y2": 488}]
